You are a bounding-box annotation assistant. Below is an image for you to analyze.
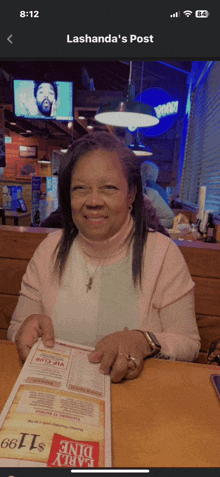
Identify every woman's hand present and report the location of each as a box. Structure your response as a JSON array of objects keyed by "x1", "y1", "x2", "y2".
[
  {"x1": 207, "y1": 340, "x2": 220, "y2": 365},
  {"x1": 15, "y1": 314, "x2": 55, "y2": 361},
  {"x1": 88, "y1": 328, "x2": 151, "y2": 383}
]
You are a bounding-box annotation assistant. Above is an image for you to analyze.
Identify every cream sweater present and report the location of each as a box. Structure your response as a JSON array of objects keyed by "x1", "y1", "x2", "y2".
[{"x1": 8, "y1": 228, "x2": 201, "y2": 361}]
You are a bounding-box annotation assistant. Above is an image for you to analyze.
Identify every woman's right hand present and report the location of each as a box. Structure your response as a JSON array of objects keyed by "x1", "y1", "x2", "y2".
[{"x1": 15, "y1": 314, "x2": 55, "y2": 361}]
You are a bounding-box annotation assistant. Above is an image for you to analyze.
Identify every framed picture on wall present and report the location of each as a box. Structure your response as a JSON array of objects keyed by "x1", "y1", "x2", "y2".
[
  {"x1": 19, "y1": 145, "x2": 38, "y2": 158},
  {"x1": 16, "y1": 160, "x2": 39, "y2": 178}
]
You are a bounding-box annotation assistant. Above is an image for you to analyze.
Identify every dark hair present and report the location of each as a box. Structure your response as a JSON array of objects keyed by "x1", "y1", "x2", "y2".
[
  {"x1": 33, "y1": 81, "x2": 58, "y2": 100},
  {"x1": 54, "y1": 131, "x2": 168, "y2": 287}
]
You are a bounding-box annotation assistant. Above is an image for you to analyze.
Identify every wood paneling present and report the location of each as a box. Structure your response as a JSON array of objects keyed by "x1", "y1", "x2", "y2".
[
  {"x1": 0, "y1": 329, "x2": 8, "y2": 340},
  {"x1": 177, "y1": 240, "x2": 220, "y2": 360},
  {"x1": 0, "y1": 229, "x2": 49, "y2": 339},
  {"x1": 194, "y1": 277, "x2": 220, "y2": 315},
  {"x1": 180, "y1": 247, "x2": 220, "y2": 279},
  {"x1": 3, "y1": 131, "x2": 52, "y2": 180},
  {"x1": 0, "y1": 294, "x2": 19, "y2": 328},
  {"x1": 196, "y1": 314, "x2": 220, "y2": 352},
  {"x1": 0, "y1": 258, "x2": 29, "y2": 295},
  {"x1": 0, "y1": 230, "x2": 47, "y2": 259},
  {"x1": 1, "y1": 228, "x2": 220, "y2": 364}
]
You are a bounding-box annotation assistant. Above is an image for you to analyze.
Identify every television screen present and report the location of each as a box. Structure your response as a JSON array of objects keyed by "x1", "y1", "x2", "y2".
[{"x1": 13, "y1": 80, "x2": 74, "y2": 121}]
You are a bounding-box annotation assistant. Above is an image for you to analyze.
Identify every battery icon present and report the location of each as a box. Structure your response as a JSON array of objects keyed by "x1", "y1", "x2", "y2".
[{"x1": 195, "y1": 10, "x2": 210, "y2": 17}]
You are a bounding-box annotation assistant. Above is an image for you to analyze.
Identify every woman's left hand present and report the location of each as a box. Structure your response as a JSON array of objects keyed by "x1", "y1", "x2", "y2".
[
  {"x1": 88, "y1": 327, "x2": 151, "y2": 382},
  {"x1": 207, "y1": 340, "x2": 220, "y2": 365}
]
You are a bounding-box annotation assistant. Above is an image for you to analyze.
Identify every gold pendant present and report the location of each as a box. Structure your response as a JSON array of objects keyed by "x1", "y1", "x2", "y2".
[{"x1": 86, "y1": 277, "x2": 93, "y2": 292}]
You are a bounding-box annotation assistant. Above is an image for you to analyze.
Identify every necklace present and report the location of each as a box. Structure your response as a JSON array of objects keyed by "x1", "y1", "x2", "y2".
[
  {"x1": 84, "y1": 260, "x2": 100, "y2": 292},
  {"x1": 80, "y1": 245, "x2": 101, "y2": 292}
]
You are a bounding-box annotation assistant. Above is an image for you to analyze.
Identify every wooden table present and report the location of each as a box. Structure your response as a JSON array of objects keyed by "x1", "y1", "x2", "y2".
[
  {"x1": 1, "y1": 340, "x2": 220, "y2": 468},
  {"x1": 4, "y1": 211, "x2": 31, "y2": 226}
]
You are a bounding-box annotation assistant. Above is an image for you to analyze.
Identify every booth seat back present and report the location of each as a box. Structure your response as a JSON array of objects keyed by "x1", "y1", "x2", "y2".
[
  {"x1": 0, "y1": 230, "x2": 48, "y2": 340},
  {"x1": 1, "y1": 229, "x2": 220, "y2": 363},
  {"x1": 177, "y1": 241, "x2": 220, "y2": 363}
]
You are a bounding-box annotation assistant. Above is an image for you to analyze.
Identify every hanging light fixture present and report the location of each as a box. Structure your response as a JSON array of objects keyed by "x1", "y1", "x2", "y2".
[
  {"x1": 129, "y1": 135, "x2": 153, "y2": 156},
  {"x1": 38, "y1": 122, "x2": 51, "y2": 163},
  {"x1": 129, "y1": 62, "x2": 153, "y2": 156},
  {"x1": 87, "y1": 119, "x2": 93, "y2": 130},
  {"x1": 94, "y1": 61, "x2": 159, "y2": 129},
  {"x1": 38, "y1": 155, "x2": 50, "y2": 164}
]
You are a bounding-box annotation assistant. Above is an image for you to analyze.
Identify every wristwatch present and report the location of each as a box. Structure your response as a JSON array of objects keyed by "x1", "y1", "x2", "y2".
[{"x1": 133, "y1": 330, "x2": 161, "y2": 359}]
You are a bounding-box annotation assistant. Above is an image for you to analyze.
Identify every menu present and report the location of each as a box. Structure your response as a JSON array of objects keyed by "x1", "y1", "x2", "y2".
[{"x1": 0, "y1": 339, "x2": 112, "y2": 468}]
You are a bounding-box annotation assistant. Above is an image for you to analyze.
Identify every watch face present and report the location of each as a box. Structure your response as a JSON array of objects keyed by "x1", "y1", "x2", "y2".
[{"x1": 146, "y1": 332, "x2": 161, "y2": 350}]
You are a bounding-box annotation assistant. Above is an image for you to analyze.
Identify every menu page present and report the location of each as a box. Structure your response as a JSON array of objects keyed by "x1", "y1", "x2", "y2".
[{"x1": 0, "y1": 338, "x2": 112, "y2": 468}]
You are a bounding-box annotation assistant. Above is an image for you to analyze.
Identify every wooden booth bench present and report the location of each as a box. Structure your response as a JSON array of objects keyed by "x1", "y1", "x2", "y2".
[{"x1": 1, "y1": 226, "x2": 220, "y2": 364}]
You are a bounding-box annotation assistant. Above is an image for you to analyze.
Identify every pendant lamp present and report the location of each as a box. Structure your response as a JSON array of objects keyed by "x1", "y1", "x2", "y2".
[
  {"x1": 95, "y1": 61, "x2": 159, "y2": 129},
  {"x1": 128, "y1": 63, "x2": 153, "y2": 156},
  {"x1": 38, "y1": 155, "x2": 50, "y2": 164},
  {"x1": 129, "y1": 135, "x2": 153, "y2": 156},
  {"x1": 38, "y1": 121, "x2": 51, "y2": 163}
]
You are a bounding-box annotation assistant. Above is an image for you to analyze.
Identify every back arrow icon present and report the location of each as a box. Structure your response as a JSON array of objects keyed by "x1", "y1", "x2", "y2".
[{"x1": 7, "y1": 34, "x2": 13, "y2": 44}]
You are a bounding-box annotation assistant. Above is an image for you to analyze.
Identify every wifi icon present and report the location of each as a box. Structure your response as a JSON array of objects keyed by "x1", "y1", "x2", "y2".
[{"x1": 183, "y1": 10, "x2": 193, "y2": 17}]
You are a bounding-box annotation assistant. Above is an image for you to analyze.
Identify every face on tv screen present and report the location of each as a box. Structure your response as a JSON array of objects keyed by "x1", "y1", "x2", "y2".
[{"x1": 14, "y1": 80, "x2": 74, "y2": 121}]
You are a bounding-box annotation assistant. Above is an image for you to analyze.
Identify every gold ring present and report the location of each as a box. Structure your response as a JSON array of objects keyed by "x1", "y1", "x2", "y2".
[{"x1": 118, "y1": 353, "x2": 140, "y2": 368}]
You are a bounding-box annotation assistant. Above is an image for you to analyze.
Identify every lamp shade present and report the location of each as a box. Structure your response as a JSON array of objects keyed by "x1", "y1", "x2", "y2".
[
  {"x1": 129, "y1": 137, "x2": 153, "y2": 156},
  {"x1": 95, "y1": 98, "x2": 159, "y2": 129},
  {"x1": 38, "y1": 155, "x2": 50, "y2": 163}
]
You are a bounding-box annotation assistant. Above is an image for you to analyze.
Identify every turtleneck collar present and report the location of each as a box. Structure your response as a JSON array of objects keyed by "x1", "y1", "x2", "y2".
[{"x1": 76, "y1": 212, "x2": 135, "y2": 266}]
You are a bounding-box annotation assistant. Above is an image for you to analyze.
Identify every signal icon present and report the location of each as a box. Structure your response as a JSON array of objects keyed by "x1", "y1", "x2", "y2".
[
  {"x1": 170, "y1": 11, "x2": 180, "y2": 17},
  {"x1": 183, "y1": 10, "x2": 193, "y2": 17}
]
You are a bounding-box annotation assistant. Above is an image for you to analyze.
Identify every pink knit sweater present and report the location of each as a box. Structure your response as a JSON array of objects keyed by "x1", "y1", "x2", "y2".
[{"x1": 8, "y1": 214, "x2": 201, "y2": 361}]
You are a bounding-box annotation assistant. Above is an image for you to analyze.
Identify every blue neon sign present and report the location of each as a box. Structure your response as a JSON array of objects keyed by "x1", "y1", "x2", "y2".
[
  {"x1": 135, "y1": 87, "x2": 180, "y2": 137},
  {"x1": 154, "y1": 100, "x2": 178, "y2": 119}
]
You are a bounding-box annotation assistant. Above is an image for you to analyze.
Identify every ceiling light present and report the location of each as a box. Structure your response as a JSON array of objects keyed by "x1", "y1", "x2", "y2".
[
  {"x1": 94, "y1": 61, "x2": 159, "y2": 129},
  {"x1": 38, "y1": 122, "x2": 50, "y2": 163},
  {"x1": 78, "y1": 114, "x2": 86, "y2": 120},
  {"x1": 38, "y1": 155, "x2": 51, "y2": 164},
  {"x1": 19, "y1": 131, "x2": 33, "y2": 137},
  {"x1": 128, "y1": 125, "x2": 138, "y2": 132},
  {"x1": 129, "y1": 136, "x2": 153, "y2": 156},
  {"x1": 87, "y1": 119, "x2": 93, "y2": 130}
]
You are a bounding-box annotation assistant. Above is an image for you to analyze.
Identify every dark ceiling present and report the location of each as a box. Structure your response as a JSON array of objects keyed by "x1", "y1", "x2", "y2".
[
  {"x1": 0, "y1": 60, "x2": 192, "y2": 146},
  {"x1": 1, "y1": 61, "x2": 130, "y2": 91},
  {"x1": 1, "y1": 60, "x2": 192, "y2": 90}
]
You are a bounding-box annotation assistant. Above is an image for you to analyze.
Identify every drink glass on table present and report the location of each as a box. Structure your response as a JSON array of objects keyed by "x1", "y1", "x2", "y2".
[{"x1": 191, "y1": 223, "x2": 200, "y2": 240}]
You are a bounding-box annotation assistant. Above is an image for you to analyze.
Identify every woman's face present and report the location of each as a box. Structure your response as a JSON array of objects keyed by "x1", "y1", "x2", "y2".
[{"x1": 70, "y1": 149, "x2": 136, "y2": 241}]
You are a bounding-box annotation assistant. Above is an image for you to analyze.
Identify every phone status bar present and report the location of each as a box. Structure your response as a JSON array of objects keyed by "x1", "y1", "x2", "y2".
[{"x1": 170, "y1": 10, "x2": 210, "y2": 18}]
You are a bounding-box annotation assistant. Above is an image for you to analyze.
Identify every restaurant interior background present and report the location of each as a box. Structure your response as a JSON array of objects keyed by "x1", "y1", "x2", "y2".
[
  {"x1": 1, "y1": 59, "x2": 220, "y2": 362},
  {"x1": 2, "y1": 60, "x2": 220, "y2": 470},
  {"x1": 0, "y1": 59, "x2": 219, "y2": 228}
]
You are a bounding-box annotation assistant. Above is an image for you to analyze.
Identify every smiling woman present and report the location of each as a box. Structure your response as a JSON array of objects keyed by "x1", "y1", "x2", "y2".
[
  {"x1": 70, "y1": 149, "x2": 136, "y2": 242},
  {"x1": 8, "y1": 132, "x2": 201, "y2": 383}
]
